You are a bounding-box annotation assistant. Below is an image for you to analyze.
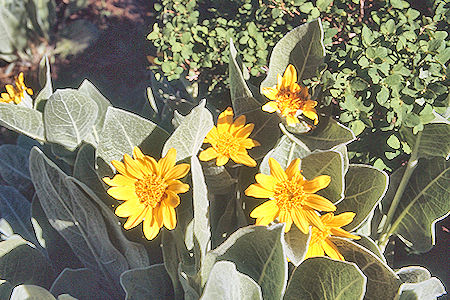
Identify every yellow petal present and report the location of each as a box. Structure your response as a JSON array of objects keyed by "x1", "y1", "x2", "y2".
[
  {"x1": 143, "y1": 156, "x2": 159, "y2": 174},
  {"x1": 164, "y1": 163, "x2": 190, "y2": 180},
  {"x1": 285, "y1": 158, "x2": 301, "y2": 178},
  {"x1": 111, "y1": 160, "x2": 128, "y2": 176},
  {"x1": 164, "y1": 190, "x2": 181, "y2": 207},
  {"x1": 250, "y1": 200, "x2": 278, "y2": 218},
  {"x1": 304, "y1": 194, "x2": 336, "y2": 212},
  {"x1": 123, "y1": 206, "x2": 148, "y2": 229},
  {"x1": 230, "y1": 151, "x2": 256, "y2": 167},
  {"x1": 291, "y1": 209, "x2": 310, "y2": 234},
  {"x1": 255, "y1": 173, "x2": 277, "y2": 191},
  {"x1": 161, "y1": 202, "x2": 177, "y2": 230},
  {"x1": 205, "y1": 126, "x2": 220, "y2": 142},
  {"x1": 286, "y1": 114, "x2": 299, "y2": 125},
  {"x1": 261, "y1": 88, "x2": 278, "y2": 100},
  {"x1": 167, "y1": 180, "x2": 190, "y2": 194},
  {"x1": 159, "y1": 148, "x2": 177, "y2": 177},
  {"x1": 216, "y1": 154, "x2": 229, "y2": 166},
  {"x1": 153, "y1": 205, "x2": 163, "y2": 227},
  {"x1": 325, "y1": 212, "x2": 356, "y2": 228},
  {"x1": 262, "y1": 101, "x2": 278, "y2": 113},
  {"x1": 115, "y1": 200, "x2": 145, "y2": 218},
  {"x1": 323, "y1": 239, "x2": 344, "y2": 261},
  {"x1": 240, "y1": 138, "x2": 260, "y2": 149},
  {"x1": 283, "y1": 64, "x2": 297, "y2": 88},
  {"x1": 303, "y1": 209, "x2": 325, "y2": 231},
  {"x1": 330, "y1": 228, "x2": 360, "y2": 240},
  {"x1": 143, "y1": 209, "x2": 160, "y2": 240},
  {"x1": 199, "y1": 147, "x2": 219, "y2": 161},
  {"x1": 303, "y1": 110, "x2": 319, "y2": 124},
  {"x1": 235, "y1": 123, "x2": 254, "y2": 139},
  {"x1": 303, "y1": 175, "x2": 331, "y2": 193},
  {"x1": 217, "y1": 107, "x2": 233, "y2": 132},
  {"x1": 304, "y1": 240, "x2": 325, "y2": 260},
  {"x1": 103, "y1": 174, "x2": 136, "y2": 187},
  {"x1": 6, "y1": 85, "x2": 15, "y2": 96},
  {"x1": 132, "y1": 147, "x2": 145, "y2": 159},
  {"x1": 268, "y1": 158, "x2": 287, "y2": 181},
  {"x1": 123, "y1": 154, "x2": 145, "y2": 179},
  {"x1": 276, "y1": 74, "x2": 283, "y2": 90},
  {"x1": 279, "y1": 211, "x2": 293, "y2": 232},
  {"x1": 230, "y1": 115, "x2": 246, "y2": 133},
  {"x1": 107, "y1": 186, "x2": 138, "y2": 201},
  {"x1": 245, "y1": 184, "x2": 275, "y2": 198}
]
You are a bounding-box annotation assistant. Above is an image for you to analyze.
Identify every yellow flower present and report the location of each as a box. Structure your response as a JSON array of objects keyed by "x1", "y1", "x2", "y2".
[
  {"x1": 261, "y1": 64, "x2": 318, "y2": 125},
  {"x1": 304, "y1": 212, "x2": 361, "y2": 261},
  {"x1": 199, "y1": 107, "x2": 260, "y2": 167},
  {"x1": 0, "y1": 72, "x2": 33, "y2": 104},
  {"x1": 103, "y1": 147, "x2": 190, "y2": 240},
  {"x1": 245, "y1": 158, "x2": 336, "y2": 234}
]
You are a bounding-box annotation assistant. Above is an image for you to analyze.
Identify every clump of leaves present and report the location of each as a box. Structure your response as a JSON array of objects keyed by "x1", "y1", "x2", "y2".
[{"x1": 0, "y1": 18, "x2": 447, "y2": 300}]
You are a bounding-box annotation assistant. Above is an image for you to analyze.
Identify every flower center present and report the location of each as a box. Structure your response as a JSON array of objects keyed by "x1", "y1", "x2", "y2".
[
  {"x1": 277, "y1": 89, "x2": 306, "y2": 117},
  {"x1": 214, "y1": 131, "x2": 240, "y2": 157},
  {"x1": 273, "y1": 178, "x2": 307, "y2": 211},
  {"x1": 135, "y1": 174, "x2": 168, "y2": 208}
]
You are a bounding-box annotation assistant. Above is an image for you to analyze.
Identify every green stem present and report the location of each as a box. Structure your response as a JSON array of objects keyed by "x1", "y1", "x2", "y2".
[{"x1": 378, "y1": 131, "x2": 422, "y2": 249}]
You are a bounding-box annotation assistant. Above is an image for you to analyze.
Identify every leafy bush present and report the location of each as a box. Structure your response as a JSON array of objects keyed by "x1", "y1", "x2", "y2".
[
  {"x1": 148, "y1": 0, "x2": 449, "y2": 171},
  {"x1": 0, "y1": 19, "x2": 448, "y2": 299}
]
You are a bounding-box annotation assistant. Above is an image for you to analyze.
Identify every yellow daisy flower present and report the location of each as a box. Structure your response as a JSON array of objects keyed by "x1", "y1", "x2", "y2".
[
  {"x1": 103, "y1": 147, "x2": 190, "y2": 240},
  {"x1": 199, "y1": 107, "x2": 260, "y2": 167},
  {"x1": 261, "y1": 64, "x2": 318, "y2": 125},
  {"x1": 304, "y1": 212, "x2": 361, "y2": 261},
  {"x1": 245, "y1": 158, "x2": 336, "y2": 234},
  {"x1": 0, "y1": 72, "x2": 33, "y2": 104}
]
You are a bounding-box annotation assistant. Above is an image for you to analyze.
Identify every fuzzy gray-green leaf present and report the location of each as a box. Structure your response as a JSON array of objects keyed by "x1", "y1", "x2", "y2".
[
  {"x1": 261, "y1": 18, "x2": 325, "y2": 88},
  {"x1": 44, "y1": 89, "x2": 98, "y2": 150},
  {"x1": 10, "y1": 285, "x2": 56, "y2": 300},
  {"x1": 78, "y1": 79, "x2": 111, "y2": 134},
  {"x1": 0, "y1": 103, "x2": 45, "y2": 141},
  {"x1": 400, "y1": 122, "x2": 450, "y2": 159},
  {"x1": 336, "y1": 165, "x2": 388, "y2": 231},
  {"x1": 200, "y1": 261, "x2": 263, "y2": 300},
  {"x1": 331, "y1": 237, "x2": 401, "y2": 300},
  {"x1": 284, "y1": 257, "x2": 366, "y2": 300},
  {"x1": 163, "y1": 99, "x2": 213, "y2": 161},
  {"x1": 283, "y1": 225, "x2": 310, "y2": 266},
  {"x1": 0, "y1": 144, "x2": 33, "y2": 196},
  {"x1": 97, "y1": 106, "x2": 169, "y2": 167}
]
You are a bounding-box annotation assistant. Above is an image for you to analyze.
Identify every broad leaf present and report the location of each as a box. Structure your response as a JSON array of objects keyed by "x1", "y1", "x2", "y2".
[
  {"x1": 35, "y1": 56, "x2": 53, "y2": 108},
  {"x1": 396, "y1": 266, "x2": 446, "y2": 300},
  {"x1": 200, "y1": 261, "x2": 263, "y2": 300},
  {"x1": 50, "y1": 268, "x2": 113, "y2": 300},
  {"x1": 163, "y1": 99, "x2": 213, "y2": 161},
  {"x1": 120, "y1": 264, "x2": 173, "y2": 300},
  {"x1": 301, "y1": 150, "x2": 345, "y2": 203},
  {"x1": 78, "y1": 79, "x2": 112, "y2": 134},
  {"x1": 353, "y1": 235, "x2": 385, "y2": 262},
  {"x1": 191, "y1": 156, "x2": 211, "y2": 266},
  {"x1": 0, "y1": 235, "x2": 54, "y2": 288},
  {"x1": 0, "y1": 280, "x2": 12, "y2": 299},
  {"x1": 202, "y1": 162, "x2": 235, "y2": 195},
  {"x1": 44, "y1": 89, "x2": 98, "y2": 150},
  {"x1": 10, "y1": 285, "x2": 56, "y2": 300},
  {"x1": 73, "y1": 143, "x2": 106, "y2": 197},
  {"x1": 97, "y1": 106, "x2": 169, "y2": 167},
  {"x1": 336, "y1": 165, "x2": 388, "y2": 231},
  {"x1": 0, "y1": 103, "x2": 45, "y2": 141},
  {"x1": 284, "y1": 257, "x2": 366, "y2": 300},
  {"x1": 386, "y1": 158, "x2": 450, "y2": 252},
  {"x1": 331, "y1": 237, "x2": 401, "y2": 300},
  {"x1": 161, "y1": 230, "x2": 183, "y2": 300},
  {"x1": 0, "y1": 6, "x2": 25, "y2": 53},
  {"x1": 261, "y1": 18, "x2": 325, "y2": 88},
  {"x1": 400, "y1": 122, "x2": 450, "y2": 159},
  {"x1": 29, "y1": 147, "x2": 127, "y2": 297},
  {"x1": 31, "y1": 195, "x2": 83, "y2": 273},
  {"x1": 292, "y1": 117, "x2": 355, "y2": 151},
  {"x1": 201, "y1": 224, "x2": 287, "y2": 300},
  {"x1": 0, "y1": 186, "x2": 35, "y2": 244},
  {"x1": 260, "y1": 135, "x2": 311, "y2": 175},
  {"x1": 283, "y1": 225, "x2": 310, "y2": 266},
  {"x1": 229, "y1": 39, "x2": 280, "y2": 158},
  {"x1": 0, "y1": 144, "x2": 33, "y2": 196}
]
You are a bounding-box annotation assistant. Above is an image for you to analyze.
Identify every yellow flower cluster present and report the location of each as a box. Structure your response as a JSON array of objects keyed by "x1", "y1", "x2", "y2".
[
  {"x1": 0, "y1": 72, "x2": 33, "y2": 104},
  {"x1": 104, "y1": 65, "x2": 358, "y2": 261}
]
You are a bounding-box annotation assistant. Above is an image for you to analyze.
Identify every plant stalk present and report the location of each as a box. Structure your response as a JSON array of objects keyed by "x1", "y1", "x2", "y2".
[{"x1": 378, "y1": 132, "x2": 421, "y2": 249}]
